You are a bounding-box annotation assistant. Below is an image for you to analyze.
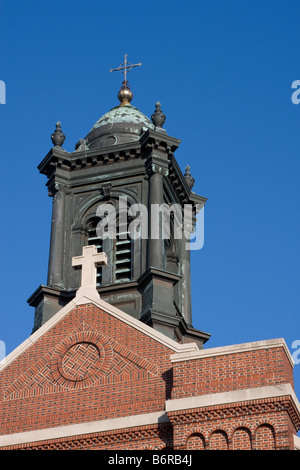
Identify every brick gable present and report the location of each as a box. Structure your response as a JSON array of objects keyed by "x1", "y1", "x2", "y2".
[
  {"x1": 0, "y1": 291, "x2": 299, "y2": 450},
  {"x1": 0, "y1": 300, "x2": 178, "y2": 436}
]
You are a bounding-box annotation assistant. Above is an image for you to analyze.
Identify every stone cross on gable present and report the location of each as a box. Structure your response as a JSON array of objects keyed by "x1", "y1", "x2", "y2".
[{"x1": 72, "y1": 245, "x2": 107, "y2": 292}]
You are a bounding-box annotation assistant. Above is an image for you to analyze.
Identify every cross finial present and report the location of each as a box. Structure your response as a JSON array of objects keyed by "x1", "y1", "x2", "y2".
[
  {"x1": 110, "y1": 54, "x2": 142, "y2": 86},
  {"x1": 72, "y1": 245, "x2": 107, "y2": 297},
  {"x1": 110, "y1": 54, "x2": 142, "y2": 105}
]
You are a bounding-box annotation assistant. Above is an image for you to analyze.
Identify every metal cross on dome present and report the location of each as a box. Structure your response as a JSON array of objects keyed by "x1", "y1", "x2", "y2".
[{"x1": 110, "y1": 54, "x2": 142, "y2": 85}]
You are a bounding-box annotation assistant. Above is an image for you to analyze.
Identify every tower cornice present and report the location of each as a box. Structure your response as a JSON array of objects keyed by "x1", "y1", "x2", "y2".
[{"x1": 39, "y1": 129, "x2": 181, "y2": 177}]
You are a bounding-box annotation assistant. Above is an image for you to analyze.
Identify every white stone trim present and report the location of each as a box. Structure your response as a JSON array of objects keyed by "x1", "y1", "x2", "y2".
[
  {"x1": 294, "y1": 434, "x2": 300, "y2": 450},
  {"x1": 77, "y1": 293, "x2": 198, "y2": 354},
  {"x1": 72, "y1": 246, "x2": 107, "y2": 290},
  {"x1": 0, "y1": 289, "x2": 198, "y2": 373},
  {"x1": 0, "y1": 410, "x2": 168, "y2": 448},
  {"x1": 165, "y1": 383, "x2": 300, "y2": 414},
  {"x1": 170, "y1": 338, "x2": 294, "y2": 368}
]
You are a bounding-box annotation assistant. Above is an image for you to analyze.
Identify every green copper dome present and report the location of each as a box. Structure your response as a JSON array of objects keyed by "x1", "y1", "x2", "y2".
[
  {"x1": 85, "y1": 104, "x2": 154, "y2": 150},
  {"x1": 92, "y1": 104, "x2": 154, "y2": 130}
]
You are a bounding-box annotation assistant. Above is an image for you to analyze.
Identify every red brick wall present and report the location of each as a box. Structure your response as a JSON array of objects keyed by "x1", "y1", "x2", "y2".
[
  {"x1": 1, "y1": 402, "x2": 295, "y2": 450},
  {"x1": 171, "y1": 346, "x2": 294, "y2": 400},
  {"x1": 0, "y1": 303, "x2": 298, "y2": 450},
  {"x1": 168, "y1": 398, "x2": 295, "y2": 450},
  {"x1": 0, "y1": 304, "x2": 174, "y2": 436}
]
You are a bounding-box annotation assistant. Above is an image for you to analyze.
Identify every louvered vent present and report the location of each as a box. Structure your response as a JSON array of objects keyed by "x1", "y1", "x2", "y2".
[{"x1": 115, "y1": 229, "x2": 132, "y2": 282}]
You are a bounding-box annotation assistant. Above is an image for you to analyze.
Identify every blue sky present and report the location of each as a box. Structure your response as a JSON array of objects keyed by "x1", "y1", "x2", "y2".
[{"x1": 0, "y1": 0, "x2": 299, "y2": 409}]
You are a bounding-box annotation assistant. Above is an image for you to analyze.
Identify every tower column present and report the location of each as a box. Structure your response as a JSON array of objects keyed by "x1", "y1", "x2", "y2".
[
  {"x1": 147, "y1": 163, "x2": 168, "y2": 271},
  {"x1": 47, "y1": 182, "x2": 67, "y2": 289},
  {"x1": 181, "y1": 235, "x2": 192, "y2": 326}
]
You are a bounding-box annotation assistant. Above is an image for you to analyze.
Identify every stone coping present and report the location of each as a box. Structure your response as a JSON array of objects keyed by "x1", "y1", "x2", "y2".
[
  {"x1": 171, "y1": 337, "x2": 294, "y2": 368},
  {"x1": 0, "y1": 289, "x2": 199, "y2": 373}
]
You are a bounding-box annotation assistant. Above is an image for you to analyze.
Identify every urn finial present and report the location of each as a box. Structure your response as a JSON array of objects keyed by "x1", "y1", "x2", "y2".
[
  {"x1": 184, "y1": 165, "x2": 195, "y2": 189},
  {"x1": 51, "y1": 121, "x2": 65, "y2": 148},
  {"x1": 151, "y1": 102, "x2": 166, "y2": 128}
]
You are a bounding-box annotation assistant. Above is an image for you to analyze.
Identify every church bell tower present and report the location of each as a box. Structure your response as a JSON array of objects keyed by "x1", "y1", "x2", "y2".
[{"x1": 28, "y1": 56, "x2": 210, "y2": 347}]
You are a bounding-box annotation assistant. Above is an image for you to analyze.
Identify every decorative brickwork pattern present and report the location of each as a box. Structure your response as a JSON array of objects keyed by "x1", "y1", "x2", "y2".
[
  {"x1": 0, "y1": 423, "x2": 172, "y2": 450},
  {"x1": 232, "y1": 427, "x2": 252, "y2": 450},
  {"x1": 210, "y1": 430, "x2": 228, "y2": 450},
  {"x1": 186, "y1": 433, "x2": 206, "y2": 450},
  {"x1": 0, "y1": 301, "x2": 299, "y2": 450},
  {"x1": 61, "y1": 342, "x2": 101, "y2": 381},
  {"x1": 4, "y1": 321, "x2": 158, "y2": 397},
  {"x1": 255, "y1": 424, "x2": 276, "y2": 450},
  {"x1": 50, "y1": 323, "x2": 113, "y2": 389},
  {"x1": 168, "y1": 395, "x2": 299, "y2": 450},
  {"x1": 0, "y1": 304, "x2": 171, "y2": 437}
]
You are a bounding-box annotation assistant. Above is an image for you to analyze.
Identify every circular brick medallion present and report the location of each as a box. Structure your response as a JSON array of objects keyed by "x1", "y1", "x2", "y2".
[
  {"x1": 50, "y1": 326, "x2": 113, "y2": 389},
  {"x1": 60, "y1": 342, "x2": 101, "y2": 382}
]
